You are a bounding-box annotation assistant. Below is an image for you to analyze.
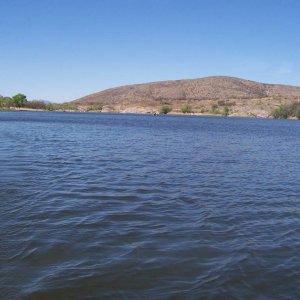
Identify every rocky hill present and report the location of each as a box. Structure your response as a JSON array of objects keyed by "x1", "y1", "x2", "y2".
[{"x1": 73, "y1": 76, "x2": 300, "y2": 117}]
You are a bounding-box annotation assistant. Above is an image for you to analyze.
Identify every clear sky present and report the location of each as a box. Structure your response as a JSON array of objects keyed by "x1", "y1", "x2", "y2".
[{"x1": 0, "y1": 0, "x2": 299, "y2": 102}]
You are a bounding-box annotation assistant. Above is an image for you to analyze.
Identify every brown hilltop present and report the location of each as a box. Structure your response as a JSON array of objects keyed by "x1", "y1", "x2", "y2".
[{"x1": 72, "y1": 76, "x2": 300, "y2": 117}]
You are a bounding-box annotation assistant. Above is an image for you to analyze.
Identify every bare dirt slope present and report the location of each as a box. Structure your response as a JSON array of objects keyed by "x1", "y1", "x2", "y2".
[{"x1": 72, "y1": 76, "x2": 300, "y2": 116}]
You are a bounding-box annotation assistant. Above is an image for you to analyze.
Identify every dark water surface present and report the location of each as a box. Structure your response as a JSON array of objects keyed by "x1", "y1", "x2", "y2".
[{"x1": 1, "y1": 111, "x2": 300, "y2": 299}]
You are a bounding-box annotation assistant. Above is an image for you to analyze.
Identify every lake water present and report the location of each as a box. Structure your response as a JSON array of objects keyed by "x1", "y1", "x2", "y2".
[{"x1": 1, "y1": 111, "x2": 300, "y2": 299}]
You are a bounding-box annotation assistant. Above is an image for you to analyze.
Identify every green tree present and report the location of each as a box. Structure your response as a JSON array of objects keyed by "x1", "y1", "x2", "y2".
[
  {"x1": 12, "y1": 93, "x2": 27, "y2": 108},
  {"x1": 160, "y1": 105, "x2": 172, "y2": 114}
]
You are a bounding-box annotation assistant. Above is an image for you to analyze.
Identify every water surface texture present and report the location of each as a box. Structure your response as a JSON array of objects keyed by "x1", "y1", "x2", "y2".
[{"x1": 1, "y1": 111, "x2": 300, "y2": 299}]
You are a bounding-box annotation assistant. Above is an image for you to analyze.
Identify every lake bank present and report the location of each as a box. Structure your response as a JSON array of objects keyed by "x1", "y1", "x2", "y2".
[{"x1": 1, "y1": 106, "x2": 299, "y2": 120}]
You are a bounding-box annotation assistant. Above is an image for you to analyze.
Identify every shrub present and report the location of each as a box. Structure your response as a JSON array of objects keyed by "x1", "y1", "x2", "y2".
[
  {"x1": 0, "y1": 97, "x2": 13, "y2": 108},
  {"x1": 58, "y1": 103, "x2": 78, "y2": 111},
  {"x1": 181, "y1": 104, "x2": 192, "y2": 114},
  {"x1": 46, "y1": 103, "x2": 55, "y2": 111},
  {"x1": 87, "y1": 103, "x2": 103, "y2": 111},
  {"x1": 24, "y1": 100, "x2": 47, "y2": 109},
  {"x1": 297, "y1": 108, "x2": 300, "y2": 120},
  {"x1": 272, "y1": 106, "x2": 289, "y2": 119},
  {"x1": 222, "y1": 106, "x2": 230, "y2": 116},
  {"x1": 210, "y1": 104, "x2": 220, "y2": 114},
  {"x1": 160, "y1": 105, "x2": 172, "y2": 114},
  {"x1": 286, "y1": 102, "x2": 300, "y2": 118}
]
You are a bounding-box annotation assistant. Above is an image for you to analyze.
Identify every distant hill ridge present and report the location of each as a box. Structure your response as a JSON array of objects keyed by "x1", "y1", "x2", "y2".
[{"x1": 73, "y1": 76, "x2": 300, "y2": 105}]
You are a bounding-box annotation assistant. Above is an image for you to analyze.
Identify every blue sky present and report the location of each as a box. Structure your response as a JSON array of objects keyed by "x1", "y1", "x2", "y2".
[{"x1": 0, "y1": 0, "x2": 299, "y2": 102}]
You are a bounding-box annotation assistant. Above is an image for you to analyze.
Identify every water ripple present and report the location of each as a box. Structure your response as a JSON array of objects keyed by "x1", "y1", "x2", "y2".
[{"x1": 1, "y1": 112, "x2": 300, "y2": 299}]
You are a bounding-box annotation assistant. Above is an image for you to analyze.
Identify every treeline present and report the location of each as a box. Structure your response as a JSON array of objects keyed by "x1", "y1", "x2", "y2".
[
  {"x1": 0, "y1": 93, "x2": 78, "y2": 111},
  {"x1": 0, "y1": 93, "x2": 28, "y2": 108},
  {"x1": 272, "y1": 102, "x2": 300, "y2": 119}
]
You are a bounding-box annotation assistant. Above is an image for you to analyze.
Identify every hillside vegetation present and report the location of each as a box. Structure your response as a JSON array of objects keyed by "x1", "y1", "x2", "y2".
[
  {"x1": 0, "y1": 94, "x2": 78, "y2": 111},
  {"x1": 72, "y1": 76, "x2": 300, "y2": 117}
]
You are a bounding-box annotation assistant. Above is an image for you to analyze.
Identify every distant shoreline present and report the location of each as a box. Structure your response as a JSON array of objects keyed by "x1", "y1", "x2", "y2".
[{"x1": 2, "y1": 107, "x2": 299, "y2": 120}]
